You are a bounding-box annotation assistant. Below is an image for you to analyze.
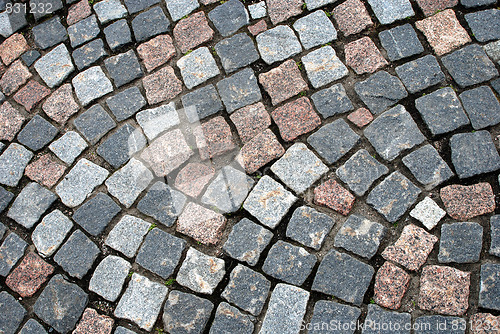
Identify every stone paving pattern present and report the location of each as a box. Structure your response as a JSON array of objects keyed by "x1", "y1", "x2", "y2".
[{"x1": 0, "y1": 0, "x2": 499, "y2": 333}]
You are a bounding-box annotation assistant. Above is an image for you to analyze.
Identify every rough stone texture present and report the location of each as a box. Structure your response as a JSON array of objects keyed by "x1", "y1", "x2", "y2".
[
  {"x1": 105, "y1": 215, "x2": 151, "y2": 257},
  {"x1": 374, "y1": 262, "x2": 410, "y2": 310},
  {"x1": 43, "y1": 84, "x2": 79, "y2": 124},
  {"x1": 103, "y1": 19, "x2": 132, "y2": 51},
  {"x1": 138, "y1": 181, "x2": 185, "y2": 227},
  {"x1": 89, "y1": 255, "x2": 131, "y2": 302},
  {"x1": 178, "y1": 47, "x2": 220, "y2": 89},
  {"x1": 382, "y1": 224, "x2": 438, "y2": 271},
  {"x1": 248, "y1": 19, "x2": 267, "y2": 35},
  {"x1": 314, "y1": 178, "x2": 355, "y2": 216},
  {"x1": 237, "y1": 128, "x2": 285, "y2": 173},
  {"x1": 484, "y1": 40, "x2": 500, "y2": 64},
  {"x1": 210, "y1": 302, "x2": 254, "y2": 334},
  {"x1": 181, "y1": 84, "x2": 223, "y2": 123},
  {"x1": 310, "y1": 301, "x2": 361, "y2": 334},
  {"x1": 208, "y1": 0, "x2": 249, "y2": 37},
  {"x1": 73, "y1": 104, "x2": 115, "y2": 144},
  {"x1": 470, "y1": 313, "x2": 500, "y2": 334},
  {"x1": 396, "y1": 55, "x2": 445, "y2": 93},
  {"x1": 131, "y1": 6, "x2": 170, "y2": 42},
  {"x1": 67, "y1": 0, "x2": 91, "y2": 25},
  {"x1": 345, "y1": 37, "x2": 388, "y2": 74},
  {"x1": 0, "y1": 33, "x2": 29, "y2": 65},
  {"x1": 17, "y1": 115, "x2": 58, "y2": 152},
  {"x1": 256, "y1": 25, "x2": 302, "y2": 65},
  {"x1": 73, "y1": 309, "x2": 113, "y2": 334},
  {"x1": 367, "y1": 0, "x2": 415, "y2": 24},
  {"x1": 115, "y1": 273, "x2": 168, "y2": 331},
  {"x1": 490, "y1": 215, "x2": 500, "y2": 258},
  {"x1": 286, "y1": 206, "x2": 335, "y2": 250},
  {"x1": 8, "y1": 182, "x2": 56, "y2": 229},
  {"x1": 0, "y1": 232, "x2": 27, "y2": 277},
  {"x1": 333, "y1": 0, "x2": 373, "y2": 36},
  {"x1": 194, "y1": 116, "x2": 235, "y2": 160},
  {"x1": 465, "y1": 9, "x2": 500, "y2": 43},
  {"x1": 302, "y1": 46, "x2": 349, "y2": 88},
  {"x1": 123, "y1": 0, "x2": 160, "y2": 14},
  {"x1": 34, "y1": 44, "x2": 74, "y2": 89},
  {"x1": 32, "y1": 210, "x2": 73, "y2": 257},
  {"x1": 72, "y1": 66, "x2": 113, "y2": 106},
  {"x1": 272, "y1": 97, "x2": 321, "y2": 142},
  {"x1": 73, "y1": 39, "x2": 108, "y2": 70},
  {"x1": 163, "y1": 290, "x2": 214, "y2": 334},
  {"x1": 73, "y1": 193, "x2": 120, "y2": 236},
  {"x1": 1, "y1": 59, "x2": 31, "y2": 95},
  {"x1": 32, "y1": 17, "x2": 67, "y2": 50},
  {"x1": 104, "y1": 50, "x2": 143, "y2": 88},
  {"x1": 419, "y1": 265, "x2": 470, "y2": 316},
  {"x1": 379, "y1": 23, "x2": 424, "y2": 61},
  {"x1": 410, "y1": 197, "x2": 446, "y2": 231},
  {"x1": 309, "y1": 120, "x2": 359, "y2": 164},
  {"x1": 174, "y1": 12, "x2": 214, "y2": 54},
  {"x1": 18, "y1": 319, "x2": 48, "y2": 334},
  {"x1": 13, "y1": 80, "x2": 51, "y2": 111},
  {"x1": 6, "y1": 252, "x2": 54, "y2": 297},
  {"x1": 106, "y1": 86, "x2": 146, "y2": 122},
  {"x1": 174, "y1": 163, "x2": 215, "y2": 198},
  {"x1": 165, "y1": 0, "x2": 199, "y2": 22},
  {"x1": 0, "y1": 291, "x2": 26, "y2": 333},
  {"x1": 94, "y1": 0, "x2": 128, "y2": 24},
  {"x1": 0, "y1": 188, "x2": 13, "y2": 214},
  {"x1": 417, "y1": 0, "x2": 458, "y2": 16},
  {"x1": 259, "y1": 59, "x2": 308, "y2": 105},
  {"x1": 0, "y1": 143, "x2": 33, "y2": 187},
  {"x1": 460, "y1": 86, "x2": 500, "y2": 130},
  {"x1": 25, "y1": 153, "x2": 63, "y2": 188},
  {"x1": 312, "y1": 83, "x2": 353, "y2": 119},
  {"x1": 335, "y1": 214, "x2": 386, "y2": 259},
  {"x1": 0, "y1": 101, "x2": 24, "y2": 141},
  {"x1": 248, "y1": 2, "x2": 266, "y2": 19},
  {"x1": 439, "y1": 222, "x2": 483, "y2": 264},
  {"x1": 313, "y1": 249, "x2": 374, "y2": 306},
  {"x1": 222, "y1": 264, "x2": 271, "y2": 315},
  {"x1": 267, "y1": 0, "x2": 302, "y2": 24},
  {"x1": 243, "y1": 175, "x2": 297, "y2": 229},
  {"x1": 68, "y1": 15, "x2": 99, "y2": 48},
  {"x1": 479, "y1": 263, "x2": 500, "y2": 311},
  {"x1": 216, "y1": 67, "x2": 262, "y2": 113},
  {"x1": 142, "y1": 66, "x2": 183, "y2": 105},
  {"x1": 137, "y1": 35, "x2": 175, "y2": 72},
  {"x1": 177, "y1": 247, "x2": 225, "y2": 294},
  {"x1": 293, "y1": 10, "x2": 337, "y2": 50},
  {"x1": 260, "y1": 284, "x2": 309, "y2": 334},
  {"x1": 49, "y1": 131, "x2": 87, "y2": 164},
  {"x1": 230, "y1": 102, "x2": 271, "y2": 143},
  {"x1": 97, "y1": 124, "x2": 147, "y2": 168},
  {"x1": 440, "y1": 183, "x2": 496, "y2": 220},
  {"x1": 363, "y1": 304, "x2": 411, "y2": 333},
  {"x1": 176, "y1": 202, "x2": 226, "y2": 244},
  {"x1": 54, "y1": 229, "x2": 100, "y2": 279}
]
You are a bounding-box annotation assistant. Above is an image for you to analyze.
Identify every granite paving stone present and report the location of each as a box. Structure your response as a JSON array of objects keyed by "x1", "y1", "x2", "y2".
[
  {"x1": 349, "y1": 106, "x2": 373, "y2": 127},
  {"x1": 335, "y1": 214, "x2": 386, "y2": 259},
  {"x1": 174, "y1": 162, "x2": 215, "y2": 198},
  {"x1": 304, "y1": 0, "x2": 336, "y2": 10},
  {"x1": 13, "y1": 80, "x2": 51, "y2": 111},
  {"x1": 459, "y1": 86, "x2": 500, "y2": 130},
  {"x1": 0, "y1": 291, "x2": 26, "y2": 333},
  {"x1": 396, "y1": 55, "x2": 445, "y2": 93},
  {"x1": 123, "y1": 0, "x2": 160, "y2": 14},
  {"x1": 0, "y1": 10, "x2": 27, "y2": 38},
  {"x1": 73, "y1": 193, "x2": 120, "y2": 236},
  {"x1": 142, "y1": 66, "x2": 183, "y2": 105},
  {"x1": 34, "y1": 274, "x2": 88, "y2": 333},
  {"x1": 492, "y1": 78, "x2": 500, "y2": 95},
  {"x1": 439, "y1": 222, "x2": 483, "y2": 263},
  {"x1": 337, "y1": 149, "x2": 389, "y2": 196},
  {"x1": 17, "y1": 115, "x2": 58, "y2": 151},
  {"x1": 442, "y1": 44, "x2": 499, "y2": 88},
  {"x1": 68, "y1": 15, "x2": 99, "y2": 48},
  {"x1": 32, "y1": 210, "x2": 73, "y2": 257},
  {"x1": 1, "y1": 59, "x2": 31, "y2": 95},
  {"x1": 450, "y1": 131, "x2": 500, "y2": 179},
  {"x1": 89, "y1": 255, "x2": 131, "y2": 302},
  {"x1": 367, "y1": 0, "x2": 414, "y2": 25},
  {"x1": 7, "y1": 252, "x2": 54, "y2": 297},
  {"x1": 248, "y1": 2, "x2": 266, "y2": 19},
  {"x1": 382, "y1": 224, "x2": 438, "y2": 271},
  {"x1": 181, "y1": 84, "x2": 223, "y2": 123},
  {"x1": 176, "y1": 202, "x2": 226, "y2": 244},
  {"x1": 267, "y1": 0, "x2": 302, "y2": 24},
  {"x1": 364, "y1": 105, "x2": 424, "y2": 161},
  {"x1": 103, "y1": 19, "x2": 132, "y2": 51},
  {"x1": 73, "y1": 308, "x2": 114, "y2": 334},
  {"x1": 311, "y1": 83, "x2": 353, "y2": 119},
  {"x1": 479, "y1": 263, "x2": 500, "y2": 311},
  {"x1": 216, "y1": 67, "x2": 261, "y2": 112},
  {"x1": 490, "y1": 215, "x2": 500, "y2": 257},
  {"x1": 363, "y1": 304, "x2": 411, "y2": 333},
  {"x1": 18, "y1": 319, "x2": 48, "y2": 334},
  {"x1": 345, "y1": 37, "x2": 388, "y2": 75},
  {"x1": 313, "y1": 249, "x2": 374, "y2": 305},
  {"x1": 72, "y1": 39, "x2": 108, "y2": 71},
  {"x1": 419, "y1": 265, "x2": 470, "y2": 315},
  {"x1": 374, "y1": 262, "x2": 410, "y2": 310},
  {"x1": 137, "y1": 181, "x2": 185, "y2": 227},
  {"x1": 303, "y1": 46, "x2": 349, "y2": 88},
  {"x1": 260, "y1": 284, "x2": 309, "y2": 334},
  {"x1": 461, "y1": 0, "x2": 496, "y2": 6},
  {"x1": 106, "y1": 86, "x2": 146, "y2": 122},
  {"x1": 223, "y1": 218, "x2": 273, "y2": 266},
  {"x1": 0, "y1": 187, "x2": 13, "y2": 213},
  {"x1": 32, "y1": 16, "x2": 67, "y2": 49},
  {"x1": 177, "y1": 247, "x2": 225, "y2": 294},
  {"x1": 0, "y1": 101, "x2": 24, "y2": 141},
  {"x1": 263, "y1": 240, "x2": 317, "y2": 285},
  {"x1": 178, "y1": 47, "x2": 220, "y2": 89},
  {"x1": 402, "y1": 144, "x2": 454, "y2": 189},
  {"x1": 131, "y1": 6, "x2": 170, "y2": 42},
  {"x1": 333, "y1": 0, "x2": 373, "y2": 36},
  {"x1": 105, "y1": 215, "x2": 150, "y2": 257},
  {"x1": 174, "y1": 12, "x2": 214, "y2": 54},
  {"x1": 104, "y1": 50, "x2": 143, "y2": 88},
  {"x1": 379, "y1": 23, "x2": 424, "y2": 61},
  {"x1": 410, "y1": 197, "x2": 446, "y2": 230},
  {"x1": 308, "y1": 119, "x2": 360, "y2": 164},
  {"x1": 259, "y1": 59, "x2": 308, "y2": 106},
  {"x1": 354, "y1": 71, "x2": 408, "y2": 115},
  {"x1": 49, "y1": 131, "x2": 87, "y2": 164},
  {"x1": 210, "y1": 302, "x2": 254, "y2": 334},
  {"x1": 243, "y1": 175, "x2": 297, "y2": 229},
  {"x1": 256, "y1": 25, "x2": 302, "y2": 65},
  {"x1": 163, "y1": 290, "x2": 214, "y2": 334},
  {"x1": 0, "y1": 232, "x2": 27, "y2": 276},
  {"x1": 56, "y1": 158, "x2": 109, "y2": 207},
  {"x1": 8, "y1": 182, "x2": 56, "y2": 228},
  {"x1": 440, "y1": 183, "x2": 496, "y2": 220},
  {"x1": 414, "y1": 316, "x2": 466, "y2": 334},
  {"x1": 73, "y1": 104, "x2": 116, "y2": 144},
  {"x1": 136, "y1": 228, "x2": 186, "y2": 279},
  {"x1": 416, "y1": 0, "x2": 458, "y2": 16},
  {"x1": 72, "y1": 66, "x2": 113, "y2": 106},
  {"x1": 208, "y1": 0, "x2": 249, "y2": 37},
  {"x1": 472, "y1": 314, "x2": 500, "y2": 334},
  {"x1": 25, "y1": 154, "x2": 66, "y2": 188},
  {"x1": 222, "y1": 264, "x2": 271, "y2": 315},
  {"x1": 0, "y1": 33, "x2": 29, "y2": 65},
  {"x1": 465, "y1": 9, "x2": 500, "y2": 43},
  {"x1": 194, "y1": 116, "x2": 236, "y2": 160},
  {"x1": 54, "y1": 229, "x2": 100, "y2": 279},
  {"x1": 66, "y1": 0, "x2": 91, "y2": 25},
  {"x1": 35, "y1": 44, "x2": 74, "y2": 88},
  {"x1": 230, "y1": 102, "x2": 271, "y2": 143},
  {"x1": 314, "y1": 178, "x2": 355, "y2": 215},
  {"x1": 216, "y1": 33, "x2": 259, "y2": 74},
  {"x1": 293, "y1": 10, "x2": 337, "y2": 50},
  {"x1": 309, "y1": 300, "x2": 361, "y2": 334},
  {"x1": 165, "y1": 0, "x2": 199, "y2": 22},
  {"x1": 94, "y1": 0, "x2": 128, "y2": 24},
  {"x1": 137, "y1": 35, "x2": 176, "y2": 72},
  {"x1": 484, "y1": 40, "x2": 500, "y2": 64},
  {"x1": 115, "y1": 273, "x2": 168, "y2": 331},
  {"x1": 0, "y1": 143, "x2": 33, "y2": 187},
  {"x1": 248, "y1": 19, "x2": 267, "y2": 35},
  {"x1": 97, "y1": 124, "x2": 146, "y2": 168},
  {"x1": 237, "y1": 129, "x2": 285, "y2": 173},
  {"x1": 272, "y1": 97, "x2": 321, "y2": 141}
]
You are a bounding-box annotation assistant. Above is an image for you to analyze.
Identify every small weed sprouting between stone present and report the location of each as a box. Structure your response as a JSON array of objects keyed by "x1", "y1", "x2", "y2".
[
  {"x1": 165, "y1": 278, "x2": 176, "y2": 286},
  {"x1": 148, "y1": 223, "x2": 157, "y2": 231}
]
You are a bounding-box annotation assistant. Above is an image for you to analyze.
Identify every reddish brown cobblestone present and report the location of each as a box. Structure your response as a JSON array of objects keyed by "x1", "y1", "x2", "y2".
[
  {"x1": 177, "y1": 202, "x2": 227, "y2": 244},
  {"x1": 237, "y1": 129, "x2": 285, "y2": 174},
  {"x1": 173, "y1": 12, "x2": 214, "y2": 54},
  {"x1": 0, "y1": 101, "x2": 25, "y2": 141},
  {"x1": 0, "y1": 59, "x2": 31, "y2": 95},
  {"x1": 267, "y1": 0, "x2": 303, "y2": 25},
  {"x1": 314, "y1": 179, "x2": 355, "y2": 216},
  {"x1": 347, "y1": 108, "x2": 373, "y2": 127},
  {"x1": 67, "y1": 0, "x2": 92, "y2": 25},
  {"x1": 143, "y1": 66, "x2": 183, "y2": 105},
  {"x1": 175, "y1": 163, "x2": 215, "y2": 198},
  {"x1": 230, "y1": 102, "x2": 271, "y2": 143},
  {"x1": 42, "y1": 83, "x2": 80, "y2": 124},
  {"x1": 471, "y1": 313, "x2": 500, "y2": 334},
  {"x1": 440, "y1": 183, "x2": 495, "y2": 220},
  {"x1": 137, "y1": 35, "x2": 176, "y2": 72},
  {"x1": 416, "y1": 0, "x2": 458, "y2": 16},
  {"x1": 0, "y1": 33, "x2": 29, "y2": 66},
  {"x1": 5, "y1": 252, "x2": 54, "y2": 297},
  {"x1": 345, "y1": 37, "x2": 388, "y2": 74},
  {"x1": 248, "y1": 20, "x2": 267, "y2": 35},
  {"x1": 194, "y1": 116, "x2": 235, "y2": 160},
  {"x1": 374, "y1": 262, "x2": 410, "y2": 310},
  {"x1": 13, "y1": 80, "x2": 51, "y2": 111},
  {"x1": 333, "y1": 0, "x2": 373, "y2": 36},
  {"x1": 259, "y1": 59, "x2": 308, "y2": 105},
  {"x1": 271, "y1": 97, "x2": 321, "y2": 142},
  {"x1": 25, "y1": 153, "x2": 66, "y2": 188},
  {"x1": 73, "y1": 309, "x2": 114, "y2": 334}
]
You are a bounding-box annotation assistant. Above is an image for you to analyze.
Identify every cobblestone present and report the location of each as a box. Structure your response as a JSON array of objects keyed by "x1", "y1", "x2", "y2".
[
  {"x1": 410, "y1": 197, "x2": 446, "y2": 230},
  {"x1": 131, "y1": 6, "x2": 170, "y2": 42},
  {"x1": 6, "y1": 252, "x2": 54, "y2": 297},
  {"x1": 335, "y1": 214, "x2": 386, "y2": 259},
  {"x1": 68, "y1": 15, "x2": 99, "y2": 48},
  {"x1": 303, "y1": 46, "x2": 348, "y2": 88},
  {"x1": 293, "y1": 10, "x2": 337, "y2": 50},
  {"x1": 177, "y1": 247, "x2": 225, "y2": 294},
  {"x1": 176, "y1": 202, "x2": 226, "y2": 244},
  {"x1": 137, "y1": 35, "x2": 175, "y2": 72},
  {"x1": 345, "y1": 37, "x2": 388, "y2": 74},
  {"x1": 208, "y1": 0, "x2": 249, "y2": 37},
  {"x1": 259, "y1": 59, "x2": 308, "y2": 106},
  {"x1": 73, "y1": 193, "x2": 120, "y2": 236},
  {"x1": 89, "y1": 255, "x2": 131, "y2": 302},
  {"x1": 272, "y1": 97, "x2": 321, "y2": 141},
  {"x1": 440, "y1": 183, "x2": 495, "y2": 220},
  {"x1": 174, "y1": 12, "x2": 214, "y2": 54},
  {"x1": 0, "y1": 232, "x2": 27, "y2": 276},
  {"x1": 465, "y1": 9, "x2": 500, "y2": 43},
  {"x1": 163, "y1": 290, "x2": 213, "y2": 334},
  {"x1": 103, "y1": 19, "x2": 132, "y2": 51},
  {"x1": 72, "y1": 66, "x2": 113, "y2": 106},
  {"x1": 217, "y1": 67, "x2": 261, "y2": 113},
  {"x1": 333, "y1": 0, "x2": 373, "y2": 36},
  {"x1": 403, "y1": 144, "x2": 454, "y2": 189},
  {"x1": 178, "y1": 47, "x2": 219, "y2": 89},
  {"x1": 379, "y1": 24, "x2": 424, "y2": 61},
  {"x1": 363, "y1": 304, "x2": 411, "y2": 333},
  {"x1": 181, "y1": 84, "x2": 223, "y2": 122},
  {"x1": 73, "y1": 39, "x2": 108, "y2": 70},
  {"x1": 106, "y1": 87, "x2": 146, "y2": 122},
  {"x1": 210, "y1": 302, "x2": 254, "y2": 334},
  {"x1": 74, "y1": 104, "x2": 115, "y2": 144},
  {"x1": 54, "y1": 229, "x2": 100, "y2": 279},
  {"x1": 0, "y1": 143, "x2": 33, "y2": 187},
  {"x1": 137, "y1": 181, "x2": 185, "y2": 227},
  {"x1": 256, "y1": 25, "x2": 302, "y2": 65},
  {"x1": 104, "y1": 50, "x2": 143, "y2": 88},
  {"x1": 32, "y1": 17, "x2": 67, "y2": 50},
  {"x1": 32, "y1": 210, "x2": 73, "y2": 257},
  {"x1": 311, "y1": 83, "x2": 353, "y2": 119},
  {"x1": 8, "y1": 182, "x2": 56, "y2": 228},
  {"x1": 0, "y1": 292, "x2": 26, "y2": 333},
  {"x1": 439, "y1": 222, "x2": 483, "y2": 263},
  {"x1": 374, "y1": 262, "x2": 410, "y2": 310},
  {"x1": 460, "y1": 86, "x2": 500, "y2": 130},
  {"x1": 49, "y1": 131, "x2": 87, "y2": 164}
]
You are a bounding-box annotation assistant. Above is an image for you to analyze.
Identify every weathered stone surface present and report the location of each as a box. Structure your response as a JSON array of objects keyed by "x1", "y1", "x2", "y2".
[
  {"x1": 32, "y1": 17, "x2": 67, "y2": 50},
  {"x1": 439, "y1": 222, "x2": 483, "y2": 263},
  {"x1": 131, "y1": 6, "x2": 170, "y2": 42},
  {"x1": 256, "y1": 25, "x2": 302, "y2": 65},
  {"x1": 210, "y1": 302, "x2": 254, "y2": 334},
  {"x1": 0, "y1": 143, "x2": 33, "y2": 187},
  {"x1": 142, "y1": 65, "x2": 183, "y2": 105},
  {"x1": 345, "y1": 37, "x2": 388, "y2": 74},
  {"x1": 367, "y1": 0, "x2": 414, "y2": 24},
  {"x1": 73, "y1": 39, "x2": 108, "y2": 70},
  {"x1": 50, "y1": 131, "x2": 87, "y2": 164},
  {"x1": 174, "y1": 12, "x2": 213, "y2": 54},
  {"x1": 177, "y1": 248, "x2": 225, "y2": 294},
  {"x1": 32, "y1": 210, "x2": 73, "y2": 257},
  {"x1": 230, "y1": 102, "x2": 271, "y2": 143},
  {"x1": 163, "y1": 290, "x2": 214, "y2": 334},
  {"x1": 0, "y1": 101, "x2": 24, "y2": 141},
  {"x1": 302, "y1": 46, "x2": 348, "y2": 88},
  {"x1": 293, "y1": 10, "x2": 337, "y2": 50},
  {"x1": 396, "y1": 55, "x2": 445, "y2": 93},
  {"x1": 410, "y1": 197, "x2": 446, "y2": 231},
  {"x1": 138, "y1": 181, "x2": 185, "y2": 227},
  {"x1": 103, "y1": 19, "x2": 132, "y2": 51},
  {"x1": 106, "y1": 87, "x2": 146, "y2": 122},
  {"x1": 374, "y1": 262, "x2": 410, "y2": 310},
  {"x1": 440, "y1": 183, "x2": 496, "y2": 220},
  {"x1": 178, "y1": 47, "x2": 219, "y2": 89},
  {"x1": 0, "y1": 33, "x2": 28, "y2": 65},
  {"x1": 73, "y1": 66, "x2": 113, "y2": 106},
  {"x1": 89, "y1": 255, "x2": 131, "y2": 302},
  {"x1": 181, "y1": 84, "x2": 223, "y2": 123},
  {"x1": 272, "y1": 97, "x2": 321, "y2": 142},
  {"x1": 490, "y1": 215, "x2": 500, "y2": 258},
  {"x1": 34, "y1": 44, "x2": 74, "y2": 88},
  {"x1": 94, "y1": 0, "x2": 128, "y2": 24},
  {"x1": 311, "y1": 83, "x2": 353, "y2": 119},
  {"x1": 208, "y1": 0, "x2": 249, "y2": 37},
  {"x1": 8, "y1": 182, "x2": 56, "y2": 229},
  {"x1": 259, "y1": 59, "x2": 308, "y2": 105},
  {"x1": 194, "y1": 116, "x2": 236, "y2": 160},
  {"x1": 465, "y1": 9, "x2": 500, "y2": 43},
  {"x1": 460, "y1": 86, "x2": 500, "y2": 130},
  {"x1": 17, "y1": 115, "x2": 58, "y2": 152},
  {"x1": 105, "y1": 215, "x2": 151, "y2": 257},
  {"x1": 74, "y1": 104, "x2": 115, "y2": 144},
  {"x1": 176, "y1": 202, "x2": 226, "y2": 244},
  {"x1": 18, "y1": 319, "x2": 48, "y2": 334},
  {"x1": 165, "y1": 0, "x2": 199, "y2": 21},
  {"x1": 333, "y1": 0, "x2": 373, "y2": 36},
  {"x1": 216, "y1": 67, "x2": 262, "y2": 113},
  {"x1": 237, "y1": 129, "x2": 285, "y2": 173},
  {"x1": 137, "y1": 35, "x2": 175, "y2": 72},
  {"x1": 73, "y1": 308, "x2": 113, "y2": 334},
  {"x1": 54, "y1": 229, "x2": 100, "y2": 279},
  {"x1": 314, "y1": 178, "x2": 355, "y2": 216},
  {"x1": 0, "y1": 232, "x2": 27, "y2": 277},
  {"x1": 0, "y1": 291, "x2": 26, "y2": 333},
  {"x1": 479, "y1": 263, "x2": 500, "y2": 311},
  {"x1": 287, "y1": 206, "x2": 334, "y2": 250},
  {"x1": 97, "y1": 124, "x2": 146, "y2": 168},
  {"x1": 104, "y1": 50, "x2": 143, "y2": 88},
  {"x1": 335, "y1": 214, "x2": 386, "y2": 259},
  {"x1": 310, "y1": 300, "x2": 361, "y2": 334},
  {"x1": 379, "y1": 23, "x2": 424, "y2": 61},
  {"x1": 174, "y1": 163, "x2": 215, "y2": 198},
  {"x1": 68, "y1": 15, "x2": 99, "y2": 48}
]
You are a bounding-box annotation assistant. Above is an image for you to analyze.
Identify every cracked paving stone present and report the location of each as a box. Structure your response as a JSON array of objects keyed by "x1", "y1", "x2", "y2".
[
  {"x1": 271, "y1": 143, "x2": 328, "y2": 194},
  {"x1": 74, "y1": 104, "x2": 116, "y2": 144},
  {"x1": 138, "y1": 181, "x2": 185, "y2": 227},
  {"x1": 0, "y1": 187, "x2": 13, "y2": 213},
  {"x1": 367, "y1": 0, "x2": 414, "y2": 25},
  {"x1": 333, "y1": 0, "x2": 373, "y2": 36},
  {"x1": 73, "y1": 39, "x2": 108, "y2": 70},
  {"x1": 379, "y1": 23, "x2": 424, "y2": 61},
  {"x1": 490, "y1": 215, "x2": 500, "y2": 257},
  {"x1": 181, "y1": 84, "x2": 223, "y2": 123},
  {"x1": 439, "y1": 222, "x2": 483, "y2": 264},
  {"x1": 35, "y1": 44, "x2": 74, "y2": 89},
  {"x1": 0, "y1": 101, "x2": 24, "y2": 141},
  {"x1": 410, "y1": 197, "x2": 446, "y2": 231},
  {"x1": 216, "y1": 67, "x2": 261, "y2": 113},
  {"x1": 402, "y1": 144, "x2": 454, "y2": 189},
  {"x1": 123, "y1": 0, "x2": 160, "y2": 14},
  {"x1": 217, "y1": 33, "x2": 260, "y2": 75},
  {"x1": 19, "y1": 319, "x2": 47, "y2": 334},
  {"x1": 105, "y1": 215, "x2": 150, "y2": 258},
  {"x1": 334, "y1": 214, "x2": 386, "y2": 259},
  {"x1": 0, "y1": 33, "x2": 28, "y2": 66},
  {"x1": 260, "y1": 284, "x2": 309, "y2": 334},
  {"x1": 73, "y1": 193, "x2": 120, "y2": 236},
  {"x1": 1, "y1": 59, "x2": 31, "y2": 95},
  {"x1": 32, "y1": 16, "x2": 67, "y2": 50},
  {"x1": 106, "y1": 86, "x2": 146, "y2": 122},
  {"x1": 165, "y1": 0, "x2": 199, "y2": 22},
  {"x1": 137, "y1": 35, "x2": 176, "y2": 72},
  {"x1": 465, "y1": 9, "x2": 500, "y2": 43},
  {"x1": 174, "y1": 12, "x2": 213, "y2": 54},
  {"x1": 415, "y1": 87, "x2": 469, "y2": 136},
  {"x1": 313, "y1": 249, "x2": 374, "y2": 306},
  {"x1": 236, "y1": 129, "x2": 285, "y2": 173},
  {"x1": 415, "y1": 316, "x2": 466, "y2": 334},
  {"x1": 103, "y1": 19, "x2": 132, "y2": 51},
  {"x1": 210, "y1": 302, "x2": 254, "y2": 334},
  {"x1": 396, "y1": 55, "x2": 445, "y2": 94},
  {"x1": 223, "y1": 218, "x2": 273, "y2": 266},
  {"x1": 73, "y1": 308, "x2": 113, "y2": 334},
  {"x1": 303, "y1": 46, "x2": 348, "y2": 88},
  {"x1": 93, "y1": 0, "x2": 128, "y2": 24},
  {"x1": 345, "y1": 37, "x2": 388, "y2": 75},
  {"x1": 131, "y1": 6, "x2": 170, "y2": 42},
  {"x1": 89, "y1": 255, "x2": 131, "y2": 302},
  {"x1": 68, "y1": 15, "x2": 99, "y2": 48},
  {"x1": 6, "y1": 252, "x2": 54, "y2": 297},
  {"x1": 230, "y1": 102, "x2": 271, "y2": 143},
  {"x1": 374, "y1": 262, "x2": 410, "y2": 310},
  {"x1": 259, "y1": 59, "x2": 308, "y2": 106},
  {"x1": 194, "y1": 116, "x2": 236, "y2": 160},
  {"x1": 0, "y1": 291, "x2": 26, "y2": 333},
  {"x1": 178, "y1": 47, "x2": 220, "y2": 89},
  {"x1": 163, "y1": 290, "x2": 214, "y2": 334},
  {"x1": 293, "y1": 10, "x2": 337, "y2": 50},
  {"x1": 337, "y1": 149, "x2": 389, "y2": 196},
  {"x1": 382, "y1": 224, "x2": 438, "y2": 271},
  {"x1": 314, "y1": 178, "x2": 355, "y2": 216},
  {"x1": 17, "y1": 115, "x2": 58, "y2": 152},
  {"x1": 267, "y1": 0, "x2": 302, "y2": 25},
  {"x1": 177, "y1": 247, "x2": 225, "y2": 294},
  {"x1": 174, "y1": 162, "x2": 215, "y2": 198},
  {"x1": 450, "y1": 131, "x2": 500, "y2": 179},
  {"x1": 354, "y1": 71, "x2": 408, "y2": 115},
  {"x1": 419, "y1": 265, "x2": 470, "y2": 316},
  {"x1": 367, "y1": 171, "x2": 421, "y2": 222},
  {"x1": 208, "y1": 0, "x2": 249, "y2": 37},
  {"x1": 311, "y1": 83, "x2": 353, "y2": 119},
  {"x1": 177, "y1": 202, "x2": 226, "y2": 244},
  {"x1": 13, "y1": 80, "x2": 50, "y2": 111},
  {"x1": 479, "y1": 263, "x2": 500, "y2": 311},
  {"x1": 310, "y1": 300, "x2": 361, "y2": 334},
  {"x1": 32, "y1": 210, "x2": 73, "y2": 257},
  {"x1": 460, "y1": 86, "x2": 500, "y2": 130},
  {"x1": 272, "y1": 97, "x2": 321, "y2": 142},
  {"x1": 104, "y1": 50, "x2": 143, "y2": 88},
  {"x1": 43, "y1": 83, "x2": 79, "y2": 124},
  {"x1": 440, "y1": 182, "x2": 495, "y2": 220},
  {"x1": 34, "y1": 274, "x2": 88, "y2": 333},
  {"x1": 97, "y1": 124, "x2": 147, "y2": 168},
  {"x1": 363, "y1": 304, "x2": 411, "y2": 334},
  {"x1": 49, "y1": 131, "x2": 87, "y2": 165},
  {"x1": 8, "y1": 182, "x2": 56, "y2": 229},
  {"x1": 136, "y1": 228, "x2": 186, "y2": 279},
  {"x1": 0, "y1": 232, "x2": 27, "y2": 277},
  {"x1": 105, "y1": 158, "x2": 153, "y2": 208},
  {"x1": 364, "y1": 105, "x2": 424, "y2": 161},
  {"x1": 54, "y1": 229, "x2": 100, "y2": 279},
  {"x1": 115, "y1": 273, "x2": 168, "y2": 331},
  {"x1": 56, "y1": 159, "x2": 109, "y2": 207},
  {"x1": 243, "y1": 175, "x2": 297, "y2": 229},
  {"x1": 0, "y1": 143, "x2": 33, "y2": 187},
  {"x1": 256, "y1": 25, "x2": 302, "y2": 65},
  {"x1": 143, "y1": 65, "x2": 183, "y2": 105},
  {"x1": 72, "y1": 66, "x2": 113, "y2": 106},
  {"x1": 263, "y1": 240, "x2": 317, "y2": 285}
]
